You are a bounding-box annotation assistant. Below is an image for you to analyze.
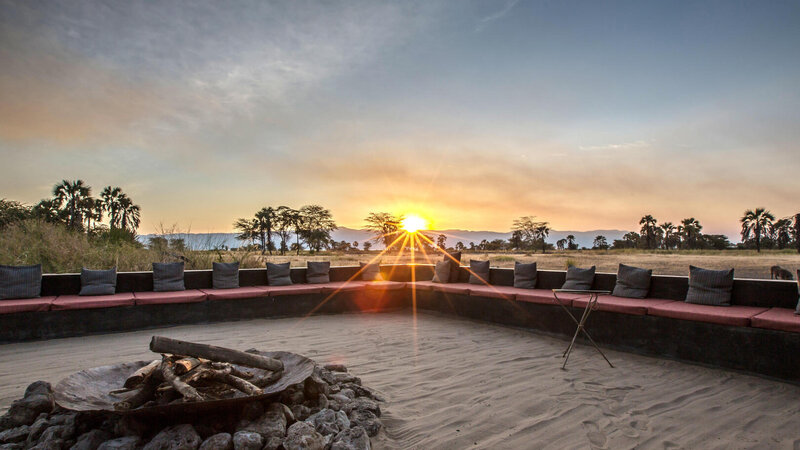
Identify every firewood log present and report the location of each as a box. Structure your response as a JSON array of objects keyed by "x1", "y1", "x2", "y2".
[
  {"x1": 173, "y1": 357, "x2": 202, "y2": 375},
  {"x1": 150, "y1": 336, "x2": 284, "y2": 371},
  {"x1": 123, "y1": 359, "x2": 160, "y2": 389},
  {"x1": 161, "y1": 360, "x2": 204, "y2": 402}
]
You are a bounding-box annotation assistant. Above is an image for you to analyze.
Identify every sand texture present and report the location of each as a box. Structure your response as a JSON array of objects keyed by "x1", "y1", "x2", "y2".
[{"x1": 1, "y1": 312, "x2": 799, "y2": 449}]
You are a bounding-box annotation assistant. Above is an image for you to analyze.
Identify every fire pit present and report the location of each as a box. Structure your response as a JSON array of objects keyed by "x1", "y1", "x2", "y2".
[{"x1": 0, "y1": 337, "x2": 384, "y2": 450}]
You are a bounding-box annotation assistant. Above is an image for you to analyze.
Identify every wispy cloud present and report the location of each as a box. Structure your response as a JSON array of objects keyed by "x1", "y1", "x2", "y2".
[
  {"x1": 476, "y1": 0, "x2": 520, "y2": 31},
  {"x1": 578, "y1": 140, "x2": 653, "y2": 152}
]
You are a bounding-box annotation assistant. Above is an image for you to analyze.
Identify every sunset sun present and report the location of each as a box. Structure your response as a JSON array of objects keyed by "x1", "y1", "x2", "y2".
[{"x1": 401, "y1": 215, "x2": 428, "y2": 233}]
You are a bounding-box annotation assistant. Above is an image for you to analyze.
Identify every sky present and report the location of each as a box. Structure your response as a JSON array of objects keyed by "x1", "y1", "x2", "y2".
[{"x1": 1, "y1": 0, "x2": 798, "y2": 237}]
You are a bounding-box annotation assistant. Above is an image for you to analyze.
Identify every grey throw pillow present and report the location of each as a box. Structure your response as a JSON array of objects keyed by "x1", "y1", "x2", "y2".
[
  {"x1": 561, "y1": 266, "x2": 595, "y2": 290},
  {"x1": 212, "y1": 262, "x2": 239, "y2": 289},
  {"x1": 0, "y1": 264, "x2": 42, "y2": 300},
  {"x1": 468, "y1": 260, "x2": 490, "y2": 285},
  {"x1": 306, "y1": 261, "x2": 331, "y2": 284},
  {"x1": 79, "y1": 268, "x2": 117, "y2": 296},
  {"x1": 685, "y1": 266, "x2": 734, "y2": 306},
  {"x1": 267, "y1": 262, "x2": 293, "y2": 286},
  {"x1": 152, "y1": 262, "x2": 185, "y2": 292},
  {"x1": 443, "y1": 251, "x2": 461, "y2": 283},
  {"x1": 432, "y1": 261, "x2": 451, "y2": 283},
  {"x1": 612, "y1": 264, "x2": 652, "y2": 299},
  {"x1": 513, "y1": 262, "x2": 537, "y2": 289},
  {"x1": 360, "y1": 262, "x2": 383, "y2": 281}
]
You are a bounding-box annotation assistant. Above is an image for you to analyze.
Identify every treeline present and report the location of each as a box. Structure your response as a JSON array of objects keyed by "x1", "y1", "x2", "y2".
[
  {"x1": 233, "y1": 205, "x2": 337, "y2": 255},
  {"x1": 0, "y1": 179, "x2": 141, "y2": 243}
]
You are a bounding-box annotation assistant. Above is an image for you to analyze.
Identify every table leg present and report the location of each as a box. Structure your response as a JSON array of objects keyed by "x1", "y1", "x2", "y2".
[{"x1": 560, "y1": 293, "x2": 614, "y2": 369}]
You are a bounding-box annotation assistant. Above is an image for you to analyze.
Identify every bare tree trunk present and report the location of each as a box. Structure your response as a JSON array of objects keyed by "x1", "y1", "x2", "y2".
[{"x1": 149, "y1": 336, "x2": 284, "y2": 371}]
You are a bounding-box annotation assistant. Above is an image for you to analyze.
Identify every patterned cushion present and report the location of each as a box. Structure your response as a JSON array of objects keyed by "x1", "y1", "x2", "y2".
[
  {"x1": 561, "y1": 266, "x2": 595, "y2": 290},
  {"x1": 79, "y1": 268, "x2": 117, "y2": 296},
  {"x1": 306, "y1": 261, "x2": 330, "y2": 284},
  {"x1": 432, "y1": 261, "x2": 451, "y2": 283},
  {"x1": 152, "y1": 262, "x2": 185, "y2": 292},
  {"x1": 212, "y1": 262, "x2": 239, "y2": 289},
  {"x1": 685, "y1": 266, "x2": 733, "y2": 306},
  {"x1": 267, "y1": 262, "x2": 292, "y2": 286},
  {"x1": 513, "y1": 262, "x2": 537, "y2": 289},
  {"x1": 611, "y1": 264, "x2": 652, "y2": 299},
  {"x1": 0, "y1": 264, "x2": 42, "y2": 300},
  {"x1": 468, "y1": 260, "x2": 490, "y2": 285},
  {"x1": 443, "y1": 251, "x2": 461, "y2": 283},
  {"x1": 360, "y1": 262, "x2": 383, "y2": 281}
]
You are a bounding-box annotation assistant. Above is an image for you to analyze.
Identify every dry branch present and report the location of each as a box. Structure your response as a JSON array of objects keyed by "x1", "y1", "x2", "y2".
[{"x1": 124, "y1": 359, "x2": 160, "y2": 389}]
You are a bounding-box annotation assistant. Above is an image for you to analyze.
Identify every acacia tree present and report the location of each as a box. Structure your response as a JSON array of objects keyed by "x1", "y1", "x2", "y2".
[
  {"x1": 592, "y1": 235, "x2": 609, "y2": 250},
  {"x1": 233, "y1": 218, "x2": 258, "y2": 248},
  {"x1": 297, "y1": 205, "x2": 337, "y2": 253},
  {"x1": 512, "y1": 216, "x2": 550, "y2": 254},
  {"x1": 772, "y1": 218, "x2": 793, "y2": 250},
  {"x1": 740, "y1": 208, "x2": 775, "y2": 252},
  {"x1": 556, "y1": 238, "x2": 567, "y2": 251},
  {"x1": 363, "y1": 212, "x2": 402, "y2": 251},
  {"x1": 795, "y1": 213, "x2": 800, "y2": 254},
  {"x1": 436, "y1": 234, "x2": 447, "y2": 249},
  {"x1": 274, "y1": 206, "x2": 298, "y2": 255}
]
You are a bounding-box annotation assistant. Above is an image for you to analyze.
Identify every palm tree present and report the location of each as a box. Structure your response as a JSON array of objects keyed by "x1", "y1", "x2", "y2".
[
  {"x1": 566, "y1": 235, "x2": 577, "y2": 250},
  {"x1": 678, "y1": 218, "x2": 703, "y2": 249},
  {"x1": 593, "y1": 235, "x2": 608, "y2": 249},
  {"x1": 101, "y1": 186, "x2": 123, "y2": 229},
  {"x1": 364, "y1": 212, "x2": 403, "y2": 251},
  {"x1": 740, "y1": 208, "x2": 775, "y2": 252},
  {"x1": 772, "y1": 218, "x2": 793, "y2": 250},
  {"x1": 639, "y1": 214, "x2": 658, "y2": 249},
  {"x1": 53, "y1": 179, "x2": 91, "y2": 230},
  {"x1": 255, "y1": 207, "x2": 276, "y2": 255},
  {"x1": 660, "y1": 222, "x2": 676, "y2": 249},
  {"x1": 117, "y1": 194, "x2": 141, "y2": 233},
  {"x1": 556, "y1": 238, "x2": 567, "y2": 250}
]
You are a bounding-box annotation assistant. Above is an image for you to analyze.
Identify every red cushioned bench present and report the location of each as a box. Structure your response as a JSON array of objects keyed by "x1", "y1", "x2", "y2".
[
  {"x1": 571, "y1": 295, "x2": 675, "y2": 316},
  {"x1": 646, "y1": 302, "x2": 769, "y2": 327},
  {"x1": 514, "y1": 289, "x2": 582, "y2": 306},
  {"x1": 363, "y1": 281, "x2": 407, "y2": 291},
  {"x1": 52, "y1": 293, "x2": 135, "y2": 310},
  {"x1": 318, "y1": 281, "x2": 368, "y2": 294},
  {"x1": 410, "y1": 281, "x2": 472, "y2": 295},
  {"x1": 133, "y1": 290, "x2": 207, "y2": 305},
  {"x1": 264, "y1": 284, "x2": 322, "y2": 296},
  {"x1": 200, "y1": 287, "x2": 271, "y2": 301},
  {"x1": 0, "y1": 297, "x2": 56, "y2": 314},
  {"x1": 751, "y1": 308, "x2": 800, "y2": 333},
  {"x1": 466, "y1": 284, "x2": 520, "y2": 300}
]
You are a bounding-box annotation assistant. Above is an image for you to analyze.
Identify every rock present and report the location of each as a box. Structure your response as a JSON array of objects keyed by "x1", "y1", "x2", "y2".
[
  {"x1": 143, "y1": 424, "x2": 202, "y2": 450},
  {"x1": 70, "y1": 429, "x2": 112, "y2": 450},
  {"x1": 303, "y1": 373, "x2": 329, "y2": 400},
  {"x1": 282, "y1": 422, "x2": 325, "y2": 450},
  {"x1": 39, "y1": 424, "x2": 76, "y2": 444},
  {"x1": 331, "y1": 374, "x2": 360, "y2": 386},
  {"x1": 236, "y1": 403, "x2": 285, "y2": 440},
  {"x1": 316, "y1": 395, "x2": 328, "y2": 410},
  {"x1": 347, "y1": 411, "x2": 380, "y2": 438},
  {"x1": 239, "y1": 403, "x2": 264, "y2": 422},
  {"x1": 97, "y1": 436, "x2": 141, "y2": 450},
  {"x1": 0, "y1": 426, "x2": 29, "y2": 444},
  {"x1": 338, "y1": 389, "x2": 355, "y2": 401},
  {"x1": 341, "y1": 384, "x2": 384, "y2": 403},
  {"x1": 323, "y1": 364, "x2": 347, "y2": 373},
  {"x1": 29, "y1": 440, "x2": 63, "y2": 450},
  {"x1": 0, "y1": 443, "x2": 24, "y2": 450},
  {"x1": 290, "y1": 405, "x2": 312, "y2": 422},
  {"x1": 24, "y1": 382, "x2": 52, "y2": 398},
  {"x1": 27, "y1": 417, "x2": 50, "y2": 444},
  {"x1": 342, "y1": 398, "x2": 380, "y2": 418},
  {"x1": 279, "y1": 403, "x2": 295, "y2": 424},
  {"x1": 304, "y1": 409, "x2": 349, "y2": 437},
  {"x1": 231, "y1": 432, "x2": 262, "y2": 450},
  {"x1": 262, "y1": 436, "x2": 282, "y2": 450},
  {"x1": 4, "y1": 384, "x2": 55, "y2": 427},
  {"x1": 330, "y1": 427, "x2": 370, "y2": 450},
  {"x1": 197, "y1": 433, "x2": 232, "y2": 450}
]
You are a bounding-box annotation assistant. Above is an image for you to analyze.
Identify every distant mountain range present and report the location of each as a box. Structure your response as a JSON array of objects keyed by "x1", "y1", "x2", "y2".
[{"x1": 137, "y1": 228, "x2": 630, "y2": 250}]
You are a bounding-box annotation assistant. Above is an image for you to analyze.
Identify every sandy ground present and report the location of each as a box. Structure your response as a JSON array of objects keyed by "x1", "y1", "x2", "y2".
[{"x1": 1, "y1": 312, "x2": 799, "y2": 449}]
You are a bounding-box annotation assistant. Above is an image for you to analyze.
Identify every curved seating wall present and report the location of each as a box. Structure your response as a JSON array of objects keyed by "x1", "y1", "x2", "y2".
[{"x1": 1, "y1": 264, "x2": 798, "y2": 383}]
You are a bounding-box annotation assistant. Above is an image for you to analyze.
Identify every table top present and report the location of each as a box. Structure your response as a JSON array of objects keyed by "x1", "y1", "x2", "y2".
[{"x1": 552, "y1": 289, "x2": 611, "y2": 294}]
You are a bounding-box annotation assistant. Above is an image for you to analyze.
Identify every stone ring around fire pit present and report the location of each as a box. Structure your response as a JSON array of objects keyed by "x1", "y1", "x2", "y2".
[{"x1": 53, "y1": 351, "x2": 314, "y2": 417}]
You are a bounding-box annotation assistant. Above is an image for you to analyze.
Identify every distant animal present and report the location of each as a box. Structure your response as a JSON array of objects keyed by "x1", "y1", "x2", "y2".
[{"x1": 770, "y1": 265, "x2": 794, "y2": 280}]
